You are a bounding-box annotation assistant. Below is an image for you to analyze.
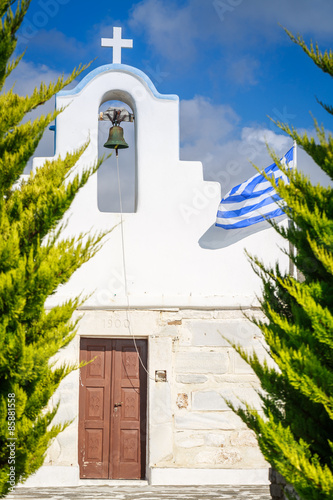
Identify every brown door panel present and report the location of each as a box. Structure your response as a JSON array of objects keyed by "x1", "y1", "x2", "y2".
[
  {"x1": 79, "y1": 339, "x2": 112, "y2": 479},
  {"x1": 79, "y1": 338, "x2": 147, "y2": 480}
]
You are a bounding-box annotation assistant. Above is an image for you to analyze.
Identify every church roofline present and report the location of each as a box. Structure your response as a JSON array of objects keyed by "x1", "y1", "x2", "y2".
[{"x1": 57, "y1": 63, "x2": 179, "y2": 101}]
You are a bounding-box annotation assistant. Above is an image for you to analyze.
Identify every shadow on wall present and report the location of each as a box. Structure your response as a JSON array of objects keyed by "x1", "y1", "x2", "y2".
[{"x1": 199, "y1": 215, "x2": 287, "y2": 249}]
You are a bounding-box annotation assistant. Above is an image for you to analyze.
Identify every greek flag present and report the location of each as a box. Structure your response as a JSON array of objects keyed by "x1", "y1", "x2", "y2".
[{"x1": 216, "y1": 146, "x2": 294, "y2": 229}]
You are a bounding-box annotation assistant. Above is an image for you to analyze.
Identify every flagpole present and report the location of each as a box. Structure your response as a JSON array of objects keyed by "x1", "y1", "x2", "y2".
[
  {"x1": 293, "y1": 139, "x2": 297, "y2": 170},
  {"x1": 289, "y1": 140, "x2": 297, "y2": 278}
]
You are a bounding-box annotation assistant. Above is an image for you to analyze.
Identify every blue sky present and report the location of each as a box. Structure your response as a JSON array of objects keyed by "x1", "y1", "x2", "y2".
[{"x1": 10, "y1": 0, "x2": 333, "y2": 209}]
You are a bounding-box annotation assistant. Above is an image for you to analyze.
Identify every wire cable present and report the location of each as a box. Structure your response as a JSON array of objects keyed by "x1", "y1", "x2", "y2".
[{"x1": 115, "y1": 151, "x2": 155, "y2": 381}]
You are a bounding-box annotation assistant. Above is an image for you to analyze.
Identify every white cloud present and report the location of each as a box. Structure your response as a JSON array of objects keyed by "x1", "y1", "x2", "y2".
[
  {"x1": 241, "y1": 127, "x2": 290, "y2": 151},
  {"x1": 226, "y1": 57, "x2": 260, "y2": 86},
  {"x1": 180, "y1": 96, "x2": 288, "y2": 194},
  {"x1": 18, "y1": 28, "x2": 87, "y2": 60},
  {"x1": 4, "y1": 60, "x2": 73, "y2": 168},
  {"x1": 236, "y1": 0, "x2": 333, "y2": 40},
  {"x1": 129, "y1": 0, "x2": 198, "y2": 62},
  {"x1": 5, "y1": 59, "x2": 63, "y2": 96},
  {"x1": 180, "y1": 95, "x2": 331, "y2": 195},
  {"x1": 180, "y1": 96, "x2": 240, "y2": 145},
  {"x1": 209, "y1": 0, "x2": 333, "y2": 42},
  {"x1": 129, "y1": 0, "x2": 333, "y2": 66}
]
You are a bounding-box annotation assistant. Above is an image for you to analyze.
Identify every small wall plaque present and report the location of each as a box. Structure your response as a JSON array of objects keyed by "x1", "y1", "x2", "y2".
[{"x1": 155, "y1": 370, "x2": 167, "y2": 382}]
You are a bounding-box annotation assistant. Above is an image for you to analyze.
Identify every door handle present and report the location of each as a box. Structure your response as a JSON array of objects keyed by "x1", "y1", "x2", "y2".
[{"x1": 114, "y1": 402, "x2": 123, "y2": 407}]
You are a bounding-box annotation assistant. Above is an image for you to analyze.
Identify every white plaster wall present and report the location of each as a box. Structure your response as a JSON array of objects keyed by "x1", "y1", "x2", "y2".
[{"x1": 32, "y1": 64, "x2": 289, "y2": 311}]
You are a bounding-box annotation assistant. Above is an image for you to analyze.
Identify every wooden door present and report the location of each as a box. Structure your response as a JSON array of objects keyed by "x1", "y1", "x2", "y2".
[
  {"x1": 111, "y1": 340, "x2": 147, "y2": 479},
  {"x1": 79, "y1": 339, "x2": 147, "y2": 479},
  {"x1": 79, "y1": 339, "x2": 112, "y2": 479}
]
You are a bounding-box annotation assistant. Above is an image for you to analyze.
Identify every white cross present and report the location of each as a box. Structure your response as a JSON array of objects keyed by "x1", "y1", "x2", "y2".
[{"x1": 101, "y1": 27, "x2": 133, "y2": 64}]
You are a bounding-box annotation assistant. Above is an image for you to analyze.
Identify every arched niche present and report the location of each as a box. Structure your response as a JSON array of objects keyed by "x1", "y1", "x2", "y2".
[
  {"x1": 54, "y1": 65, "x2": 180, "y2": 217},
  {"x1": 97, "y1": 96, "x2": 136, "y2": 213}
]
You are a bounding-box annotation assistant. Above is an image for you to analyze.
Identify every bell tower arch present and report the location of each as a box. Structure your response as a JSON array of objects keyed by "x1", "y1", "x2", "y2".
[
  {"x1": 33, "y1": 30, "x2": 225, "y2": 310},
  {"x1": 53, "y1": 64, "x2": 181, "y2": 218},
  {"x1": 97, "y1": 98, "x2": 136, "y2": 213}
]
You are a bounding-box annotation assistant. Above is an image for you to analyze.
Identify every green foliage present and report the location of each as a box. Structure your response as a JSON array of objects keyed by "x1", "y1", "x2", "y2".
[
  {"x1": 230, "y1": 34, "x2": 333, "y2": 500},
  {"x1": 0, "y1": 1, "x2": 108, "y2": 496}
]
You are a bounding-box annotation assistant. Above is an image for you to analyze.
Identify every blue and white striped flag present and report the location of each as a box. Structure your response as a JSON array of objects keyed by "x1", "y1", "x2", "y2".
[{"x1": 216, "y1": 146, "x2": 294, "y2": 230}]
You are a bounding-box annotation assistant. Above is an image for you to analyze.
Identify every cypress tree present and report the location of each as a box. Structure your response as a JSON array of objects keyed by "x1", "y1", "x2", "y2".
[
  {"x1": 231, "y1": 32, "x2": 333, "y2": 500},
  {"x1": 0, "y1": 1, "x2": 107, "y2": 495}
]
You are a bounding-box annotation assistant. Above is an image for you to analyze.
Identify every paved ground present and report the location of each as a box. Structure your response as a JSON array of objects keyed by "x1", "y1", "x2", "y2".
[{"x1": 7, "y1": 485, "x2": 271, "y2": 500}]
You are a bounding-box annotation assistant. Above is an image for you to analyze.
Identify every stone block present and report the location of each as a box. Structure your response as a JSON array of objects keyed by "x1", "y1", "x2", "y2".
[
  {"x1": 190, "y1": 322, "x2": 227, "y2": 347},
  {"x1": 51, "y1": 371, "x2": 79, "y2": 425},
  {"x1": 284, "y1": 484, "x2": 301, "y2": 500},
  {"x1": 232, "y1": 350, "x2": 255, "y2": 375},
  {"x1": 213, "y1": 374, "x2": 258, "y2": 383},
  {"x1": 275, "y1": 471, "x2": 287, "y2": 485},
  {"x1": 23, "y1": 465, "x2": 79, "y2": 487},
  {"x1": 270, "y1": 484, "x2": 283, "y2": 498},
  {"x1": 182, "y1": 311, "x2": 215, "y2": 320},
  {"x1": 44, "y1": 437, "x2": 61, "y2": 464},
  {"x1": 175, "y1": 351, "x2": 229, "y2": 374},
  {"x1": 151, "y1": 383, "x2": 172, "y2": 424},
  {"x1": 176, "y1": 393, "x2": 189, "y2": 409},
  {"x1": 194, "y1": 450, "x2": 220, "y2": 464},
  {"x1": 269, "y1": 467, "x2": 274, "y2": 482},
  {"x1": 176, "y1": 436, "x2": 205, "y2": 448},
  {"x1": 159, "y1": 325, "x2": 182, "y2": 338},
  {"x1": 190, "y1": 320, "x2": 260, "y2": 347},
  {"x1": 149, "y1": 336, "x2": 173, "y2": 371},
  {"x1": 45, "y1": 419, "x2": 78, "y2": 466},
  {"x1": 216, "y1": 448, "x2": 242, "y2": 465},
  {"x1": 192, "y1": 391, "x2": 229, "y2": 411},
  {"x1": 190, "y1": 386, "x2": 261, "y2": 413},
  {"x1": 160, "y1": 311, "x2": 183, "y2": 325},
  {"x1": 204, "y1": 433, "x2": 226, "y2": 447},
  {"x1": 56, "y1": 425, "x2": 78, "y2": 464},
  {"x1": 230, "y1": 430, "x2": 258, "y2": 447},
  {"x1": 195, "y1": 448, "x2": 242, "y2": 465},
  {"x1": 176, "y1": 374, "x2": 208, "y2": 384},
  {"x1": 150, "y1": 423, "x2": 173, "y2": 465},
  {"x1": 220, "y1": 386, "x2": 263, "y2": 411},
  {"x1": 175, "y1": 412, "x2": 244, "y2": 430},
  {"x1": 77, "y1": 309, "x2": 159, "y2": 337}
]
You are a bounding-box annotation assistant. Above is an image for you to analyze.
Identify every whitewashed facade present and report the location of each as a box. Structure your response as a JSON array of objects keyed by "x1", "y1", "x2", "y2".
[{"x1": 22, "y1": 52, "x2": 288, "y2": 487}]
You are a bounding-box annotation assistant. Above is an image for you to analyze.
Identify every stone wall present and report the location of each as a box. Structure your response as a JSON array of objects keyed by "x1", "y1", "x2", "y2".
[
  {"x1": 163, "y1": 309, "x2": 270, "y2": 470},
  {"x1": 31, "y1": 307, "x2": 271, "y2": 486},
  {"x1": 269, "y1": 469, "x2": 301, "y2": 500}
]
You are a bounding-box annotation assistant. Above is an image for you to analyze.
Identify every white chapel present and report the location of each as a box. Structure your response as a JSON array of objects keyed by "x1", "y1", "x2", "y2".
[{"x1": 24, "y1": 28, "x2": 288, "y2": 487}]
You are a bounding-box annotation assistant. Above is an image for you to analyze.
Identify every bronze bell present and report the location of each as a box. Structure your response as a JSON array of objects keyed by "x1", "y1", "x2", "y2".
[{"x1": 103, "y1": 125, "x2": 129, "y2": 150}]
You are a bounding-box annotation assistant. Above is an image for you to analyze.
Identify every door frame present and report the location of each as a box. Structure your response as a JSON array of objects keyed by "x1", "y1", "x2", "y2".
[{"x1": 78, "y1": 337, "x2": 148, "y2": 480}]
